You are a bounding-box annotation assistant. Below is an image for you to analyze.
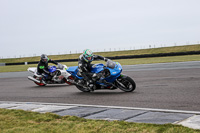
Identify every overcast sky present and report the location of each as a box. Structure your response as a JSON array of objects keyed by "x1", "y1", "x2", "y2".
[{"x1": 0, "y1": 0, "x2": 200, "y2": 58}]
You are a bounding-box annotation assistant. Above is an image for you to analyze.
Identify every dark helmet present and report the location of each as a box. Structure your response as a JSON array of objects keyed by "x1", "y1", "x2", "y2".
[{"x1": 41, "y1": 54, "x2": 49, "y2": 63}]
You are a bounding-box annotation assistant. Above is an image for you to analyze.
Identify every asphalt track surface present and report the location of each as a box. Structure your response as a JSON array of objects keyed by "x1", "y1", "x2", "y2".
[{"x1": 0, "y1": 61, "x2": 200, "y2": 111}]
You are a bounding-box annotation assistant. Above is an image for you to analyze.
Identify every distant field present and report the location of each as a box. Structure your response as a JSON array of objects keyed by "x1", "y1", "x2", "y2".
[
  {"x1": 1, "y1": 54, "x2": 200, "y2": 73},
  {"x1": 1, "y1": 44, "x2": 200, "y2": 72},
  {"x1": 1, "y1": 44, "x2": 200, "y2": 63}
]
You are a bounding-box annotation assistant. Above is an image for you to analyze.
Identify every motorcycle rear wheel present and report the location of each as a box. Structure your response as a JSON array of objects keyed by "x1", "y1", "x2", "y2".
[
  {"x1": 33, "y1": 76, "x2": 46, "y2": 86},
  {"x1": 64, "y1": 76, "x2": 74, "y2": 85},
  {"x1": 116, "y1": 76, "x2": 136, "y2": 92}
]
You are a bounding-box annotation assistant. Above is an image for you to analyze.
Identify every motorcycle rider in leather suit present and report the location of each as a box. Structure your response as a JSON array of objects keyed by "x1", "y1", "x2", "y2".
[
  {"x1": 37, "y1": 54, "x2": 58, "y2": 83},
  {"x1": 78, "y1": 49, "x2": 108, "y2": 91}
]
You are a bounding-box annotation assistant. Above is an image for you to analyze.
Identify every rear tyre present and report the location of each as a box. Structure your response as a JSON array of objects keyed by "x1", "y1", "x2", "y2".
[
  {"x1": 116, "y1": 76, "x2": 136, "y2": 92},
  {"x1": 33, "y1": 76, "x2": 46, "y2": 86},
  {"x1": 64, "y1": 76, "x2": 74, "y2": 85}
]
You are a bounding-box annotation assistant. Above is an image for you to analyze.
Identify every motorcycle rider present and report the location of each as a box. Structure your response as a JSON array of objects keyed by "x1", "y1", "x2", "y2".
[
  {"x1": 78, "y1": 49, "x2": 108, "y2": 91},
  {"x1": 37, "y1": 54, "x2": 58, "y2": 83}
]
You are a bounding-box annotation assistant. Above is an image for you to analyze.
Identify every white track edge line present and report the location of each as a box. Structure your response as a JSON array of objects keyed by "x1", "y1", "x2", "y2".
[{"x1": 1, "y1": 101, "x2": 200, "y2": 114}]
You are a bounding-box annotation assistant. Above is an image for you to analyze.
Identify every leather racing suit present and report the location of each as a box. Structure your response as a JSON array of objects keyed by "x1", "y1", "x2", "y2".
[
  {"x1": 78, "y1": 54, "x2": 107, "y2": 89},
  {"x1": 37, "y1": 59, "x2": 58, "y2": 80}
]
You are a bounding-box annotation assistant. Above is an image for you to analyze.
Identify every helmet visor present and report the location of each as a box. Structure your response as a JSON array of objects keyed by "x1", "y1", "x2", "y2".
[
  {"x1": 87, "y1": 56, "x2": 92, "y2": 61},
  {"x1": 43, "y1": 58, "x2": 48, "y2": 62}
]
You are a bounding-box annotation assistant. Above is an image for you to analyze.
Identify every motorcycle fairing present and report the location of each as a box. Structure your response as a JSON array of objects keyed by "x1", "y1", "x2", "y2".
[
  {"x1": 67, "y1": 61, "x2": 123, "y2": 87},
  {"x1": 48, "y1": 66, "x2": 57, "y2": 73},
  {"x1": 67, "y1": 66, "x2": 83, "y2": 79}
]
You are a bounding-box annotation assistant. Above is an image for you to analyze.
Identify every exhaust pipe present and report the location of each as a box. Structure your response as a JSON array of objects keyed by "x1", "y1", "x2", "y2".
[
  {"x1": 28, "y1": 76, "x2": 43, "y2": 84},
  {"x1": 66, "y1": 79, "x2": 88, "y2": 89},
  {"x1": 66, "y1": 78, "x2": 75, "y2": 84}
]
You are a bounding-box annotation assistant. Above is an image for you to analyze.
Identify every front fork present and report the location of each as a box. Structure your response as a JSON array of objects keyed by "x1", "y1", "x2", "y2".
[{"x1": 115, "y1": 74, "x2": 127, "y2": 88}]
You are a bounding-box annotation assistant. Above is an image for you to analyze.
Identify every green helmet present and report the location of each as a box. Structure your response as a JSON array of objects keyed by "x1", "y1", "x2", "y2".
[{"x1": 83, "y1": 49, "x2": 93, "y2": 62}]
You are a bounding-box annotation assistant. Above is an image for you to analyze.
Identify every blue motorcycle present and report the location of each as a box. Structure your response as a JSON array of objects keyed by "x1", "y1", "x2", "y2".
[{"x1": 66, "y1": 60, "x2": 136, "y2": 92}]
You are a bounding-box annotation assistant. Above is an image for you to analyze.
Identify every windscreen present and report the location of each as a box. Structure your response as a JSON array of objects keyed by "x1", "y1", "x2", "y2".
[
  {"x1": 106, "y1": 60, "x2": 116, "y2": 69},
  {"x1": 57, "y1": 63, "x2": 64, "y2": 69}
]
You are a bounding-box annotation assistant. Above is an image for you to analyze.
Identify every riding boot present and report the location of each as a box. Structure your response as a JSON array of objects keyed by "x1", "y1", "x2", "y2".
[{"x1": 81, "y1": 72, "x2": 96, "y2": 91}]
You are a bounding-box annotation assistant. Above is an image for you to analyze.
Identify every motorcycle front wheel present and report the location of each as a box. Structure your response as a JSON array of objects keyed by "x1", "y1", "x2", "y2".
[
  {"x1": 75, "y1": 85, "x2": 91, "y2": 92},
  {"x1": 116, "y1": 76, "x2": 136, "y2": 92}
]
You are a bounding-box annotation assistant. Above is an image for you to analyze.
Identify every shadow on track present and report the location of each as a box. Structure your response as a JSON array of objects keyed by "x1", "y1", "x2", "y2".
[
  {"x1": 73, "y1": 91, "x2": 136, "y2": 96},
  {"x1": 28, "y1": 84, "x2": 72, "y2": 89}
]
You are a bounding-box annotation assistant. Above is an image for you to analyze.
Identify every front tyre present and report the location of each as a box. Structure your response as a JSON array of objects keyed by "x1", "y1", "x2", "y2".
[
  {"x1": 116, "y1": 76, "x2": 136, "y2": 92},
  {"x1": 75, "y1": 85, "x2": 91, "y2": 92}
]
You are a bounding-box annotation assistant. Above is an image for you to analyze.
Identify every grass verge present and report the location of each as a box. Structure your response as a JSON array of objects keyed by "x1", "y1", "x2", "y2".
[
  {"x1": 1, "y1": 54, "x2": 200, "y2": 73},
  {"x1": 1, "y1": 44, "x2": 200, "y2": 63},
  {"x1": 0, "y1": 108, "x2": 199, "y2": 133}
]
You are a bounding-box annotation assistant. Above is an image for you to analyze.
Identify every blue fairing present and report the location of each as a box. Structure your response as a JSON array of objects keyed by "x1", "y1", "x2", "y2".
[
  {"x1": 67, "y1": 66, "x2": 78, "y2": 73},
  {"x1": 66, "y1": 61, "x2": 122, "y2": 87},
  {"x1": 103, "y1": 62, "x2": 122, "y2": 82},
  {"x1": 43, "y1": 66, "x2": 57, "y2": 79},
  {"x1": 90, "y1": 64, "x2": 104, "y2": 73},
  {"x1": 48, "y1": 66, "x2": 57, "y2": 73},
  {"x1": 66, "y1": 66, "x2": 83, "y2": 79}
]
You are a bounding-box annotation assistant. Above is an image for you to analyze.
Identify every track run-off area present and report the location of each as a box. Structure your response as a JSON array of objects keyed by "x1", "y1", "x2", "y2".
[{"x1": 0, "y1": 61, "x2": 200, "y2": 112}]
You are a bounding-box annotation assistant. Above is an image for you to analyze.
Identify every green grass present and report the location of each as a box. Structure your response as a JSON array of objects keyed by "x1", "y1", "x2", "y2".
[
  {"x1": 1, "y1": 54, "x2": 200, "y2": 73},
  {"x1": 1, "y1": 44, "x2": 200, "y2": 63},
  {"x1": 1, "y1": 44, "x2": 200, "y2": 73},
  {"x1": 0, "y1": 108, "x2": 199, "y2": 133}
]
